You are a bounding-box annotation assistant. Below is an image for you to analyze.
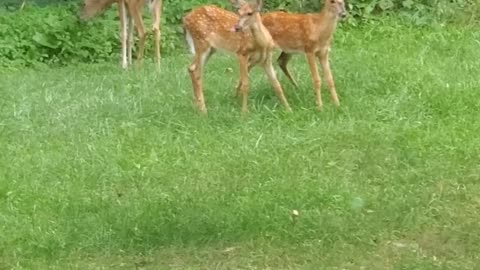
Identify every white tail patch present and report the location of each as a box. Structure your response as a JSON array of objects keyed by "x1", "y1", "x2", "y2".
[{"x1": 185, "y1": 29, "x2": 196, "y2": 55}]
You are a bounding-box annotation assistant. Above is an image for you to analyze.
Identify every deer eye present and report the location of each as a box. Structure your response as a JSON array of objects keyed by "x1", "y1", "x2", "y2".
[
  {"x1": 247, "y1": 12, "x2": 253, "y2": 16},
  {"x1": 330, "y1": 0, "x2": 335, "y2": 3}
]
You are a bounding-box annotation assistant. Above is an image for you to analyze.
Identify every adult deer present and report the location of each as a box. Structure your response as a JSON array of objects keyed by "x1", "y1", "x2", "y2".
[
  {"x1": 262, "y1": 0, "x2": 347, "y2": 109},
  {"x1": 81, "y1": 0, "x2": 163, "y2": 69},
  {"x1": 183, "y1": 0, "x2": 291, "y2": 114}
]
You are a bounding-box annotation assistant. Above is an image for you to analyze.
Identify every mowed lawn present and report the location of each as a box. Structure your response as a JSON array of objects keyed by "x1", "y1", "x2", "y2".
[{"x1": 1, "y1": 20, "x2": 480, "y2": 269}]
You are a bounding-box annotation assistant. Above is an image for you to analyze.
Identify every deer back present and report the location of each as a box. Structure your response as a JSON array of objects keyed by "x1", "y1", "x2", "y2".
[
  {"x1": 262, "y1": 11, "x2": 339, "y2": 53},
  {"x1": 183, "y1": 5, "x2": 255, "y2": 54}
]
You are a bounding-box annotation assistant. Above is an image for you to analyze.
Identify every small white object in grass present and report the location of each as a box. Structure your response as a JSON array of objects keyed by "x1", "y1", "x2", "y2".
[
  {"x1": 292, "y1": 210, "x2": 299, "y2": 216},
  {"x1": 351, "y1": 196, "x2": 365, "y2": 210}
]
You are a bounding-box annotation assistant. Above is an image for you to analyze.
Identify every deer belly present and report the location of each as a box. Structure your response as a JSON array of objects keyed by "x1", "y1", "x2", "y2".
[
  {"x1": 281, "y1": 48, "x2": 305, "y2": 54},
  {"x1": 274, "y1": 40, "x2": 305, "y2": 54},
  {"x1": 207, "y1": 33, "x2": 241, "y2": 54}
]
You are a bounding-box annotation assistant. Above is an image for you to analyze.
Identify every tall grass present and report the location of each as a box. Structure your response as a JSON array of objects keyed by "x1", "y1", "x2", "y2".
[{"x1": 1, "y1": 20, "x2": 480, "y2": 269}]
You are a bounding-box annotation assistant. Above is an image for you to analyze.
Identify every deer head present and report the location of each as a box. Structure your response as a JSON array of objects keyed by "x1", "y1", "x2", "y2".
[
  {"x1": 231, "y1": 0, "x2": 263, "y2": 32},
  {"x1": 326, "y1": 0, "x2": 347, "y2": 19}
]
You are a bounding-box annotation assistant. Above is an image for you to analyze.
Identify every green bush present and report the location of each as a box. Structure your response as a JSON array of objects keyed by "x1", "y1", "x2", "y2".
[
  {"x1": 0, "y1": 5, "x2": 116, "y2": 66},
  {"x1": 0, "y1": 4, "x2": 185, "y2": 67},
  {"x1": 0, "y1": 0, "x2": 477, "y2": 67}
]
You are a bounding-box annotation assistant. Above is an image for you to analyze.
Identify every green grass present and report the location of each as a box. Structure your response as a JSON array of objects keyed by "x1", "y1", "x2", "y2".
[{"x1": 1, "y1": 19, "x2": 480, "y2": 269}]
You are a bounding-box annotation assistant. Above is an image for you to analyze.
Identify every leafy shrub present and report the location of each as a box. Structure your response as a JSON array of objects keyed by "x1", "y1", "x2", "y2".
[
  {"x1": 0, "y1": 4, "x2": 186, "y2": 67},
  {"x1": 261, "y1": 0, "x2": 477, "y2": 24},
  {"x1": 0, "y1": 0, "x2": 477, "y2": 67},
  {"x1": 1, "y1": 6, "x2": 115, "y2": 67}
]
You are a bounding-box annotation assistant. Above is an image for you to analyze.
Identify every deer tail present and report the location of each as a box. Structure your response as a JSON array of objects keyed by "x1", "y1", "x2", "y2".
[{"x1": 183, "y1": 26, "x2": 196, "y2": 55}]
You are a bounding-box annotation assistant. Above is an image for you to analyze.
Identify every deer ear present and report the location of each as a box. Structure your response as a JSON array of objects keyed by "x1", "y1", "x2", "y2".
[
  {"x1": 256, "y1": 0, "x2": 263, "y2": 11},
  {"x1": 230, "y1": 0, "x2": 246, "y2": 8},
  {"x1": 230, "y1": 0, "x2": 239, "y2": 8}
]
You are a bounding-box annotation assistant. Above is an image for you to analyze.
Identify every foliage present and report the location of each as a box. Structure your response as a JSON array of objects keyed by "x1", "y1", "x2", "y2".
[
  {"x1": 0, "y1": 4, "x2": 186, "y2": 67},
  {"x1": 0, "y1": 0, "x2": 477, "y2": 67},
  {"x1": 0, "y1": 6, "x2": 111, "y2": 66},
  {"x1": 1, "y1": 21, "x2": 480, "y2": 268}
]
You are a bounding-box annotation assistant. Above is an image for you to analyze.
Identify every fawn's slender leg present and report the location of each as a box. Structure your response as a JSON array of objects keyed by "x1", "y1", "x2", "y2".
[
  {"x1": 127, "y1": 15, "x2": 134, "y2": 65},
  {"x1": 277, "y1": 52, "x2": 298, "y2": 88},
  {"x1": 238, "y1": 54, "x2": 250, "y2": 114},
  {"x1": 235, "y1": 62, "x2": 254, "y2": 97},
  {"x1": 118, "y1": 0, "x2": 128, "y2": 69},
  {"x1": 263, "y1": 55, "x2": 291, "y2": 112},
  {"x1": 317, "y1": 49, "x2": 340, "y2": 106},
  {"x1": 127, "y1": 2, "x2": 146, "y2": 66},
  {"x1": 306, "y1": 52, "x2": 323, "y2": 109},
  {"x1": 152, "y1": 0, "x2": 162, "y2": 68},
  {"x1": 188, "y1": 46, "x2": 211, "y2": 114}
]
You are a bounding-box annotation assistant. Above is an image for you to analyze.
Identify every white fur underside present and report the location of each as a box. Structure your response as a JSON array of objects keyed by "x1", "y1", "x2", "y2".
[{"x1": 185, "y1": 30, "x2": 196, "y2": 55}]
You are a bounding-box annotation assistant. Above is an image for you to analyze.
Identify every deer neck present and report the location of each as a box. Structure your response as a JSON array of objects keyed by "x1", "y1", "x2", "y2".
[
  {"x1": 317, "y1": 7, "x2": 339, "y2": 36},
  {"x1": 248, "y1": 13, "x2": 274, "y2": 49}
]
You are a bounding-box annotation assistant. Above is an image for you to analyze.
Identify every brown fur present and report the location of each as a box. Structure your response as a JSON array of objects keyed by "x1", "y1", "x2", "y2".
[
  {"x1": 81, "y1": 0, "x2": 117, "y2": 19},
  {"x1": 183, "y1": 1, "x2": 291, "y2": 114},
  {"x1": 81, "y1": 0, "x2": 163, "y2": 69},
  {"x1": 262, "y1": 0, "x2": 347, "y2": 109}
]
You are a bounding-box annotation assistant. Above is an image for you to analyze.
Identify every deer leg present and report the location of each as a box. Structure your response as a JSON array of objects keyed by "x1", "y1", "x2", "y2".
[
  {"x1": 127, "y1": 2, "x2": 146, "y2": 66},
  {"x1": 234, "y1": 81, "x2": 242, "y2": 98},
  {"x1": 237, "y1": 55, "x2": 250, "y2": 114},
  {"x1": 188, "y1": 47, "x2": 211, "y2": 114},
  {"x1": 118, "y1": 0, "x2": 128, "y2": 69},
  {"x1": 152, "y1": 0, "x2": 162, "y2": 69},
  {"x1": 263, "y1": 56, "x2": 292, "y2": 112},
  {"x1": 317, "y1": 50, "x2": 340, "y2": 106},
  {"x1": 235, "y1": 61, "x2": 254, "y2": 97},
  {"x1": 277, "y1": 52, "x2": 298, "y2": 88},
  {"x1": 306, "y1": 52, "x2": 323, "y2": 109},
  {"x1": 127, "y1": 15, "x2": 134, "y2": 65}
]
